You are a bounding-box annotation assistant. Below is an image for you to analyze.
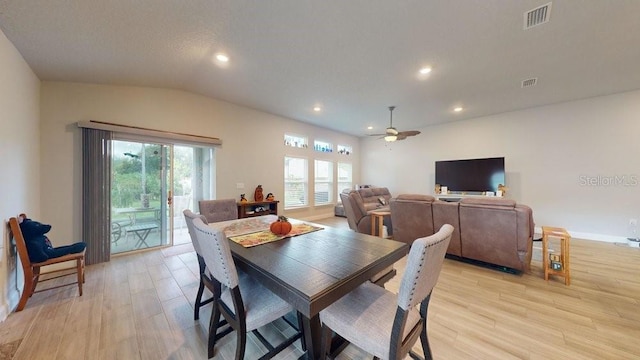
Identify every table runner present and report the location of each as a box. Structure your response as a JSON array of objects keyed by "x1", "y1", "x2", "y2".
[{"x1": 228, "y1": 222, "x2": 323, "y2": 248}]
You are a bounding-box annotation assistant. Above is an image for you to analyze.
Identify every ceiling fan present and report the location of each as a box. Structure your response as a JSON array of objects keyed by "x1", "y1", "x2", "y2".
[{"x1": 369, "y1": 106, "x2": 421, "y2": 142}]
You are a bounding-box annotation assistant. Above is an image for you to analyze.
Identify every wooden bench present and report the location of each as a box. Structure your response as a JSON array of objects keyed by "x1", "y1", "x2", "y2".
[{"x1": 8, "y1": 214, "x2": 86, "y2": 311}]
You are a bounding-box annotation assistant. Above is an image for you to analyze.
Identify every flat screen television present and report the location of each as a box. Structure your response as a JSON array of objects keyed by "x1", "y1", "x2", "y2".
[{"x1": 435, "y1": 157, "x2": 505, "y2": 193}]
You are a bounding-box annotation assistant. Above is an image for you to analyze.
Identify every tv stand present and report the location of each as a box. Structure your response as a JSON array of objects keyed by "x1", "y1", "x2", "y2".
[{"x1": 435, "y1": 194, "x2": 504, "y2": 202}]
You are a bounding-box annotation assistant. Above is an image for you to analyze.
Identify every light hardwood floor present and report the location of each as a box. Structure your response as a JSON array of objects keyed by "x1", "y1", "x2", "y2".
[{"x1": 1, "y1": 216, "x2": 639, "y2": 359}]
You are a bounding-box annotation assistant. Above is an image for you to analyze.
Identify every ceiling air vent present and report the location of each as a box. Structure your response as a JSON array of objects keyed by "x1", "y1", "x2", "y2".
[
  {"x1": 522, "y1": 78, "x2": 538, "y2": 88},
  {"x1": 524, "y1": 2, "x2": 552, "y2": 29}
]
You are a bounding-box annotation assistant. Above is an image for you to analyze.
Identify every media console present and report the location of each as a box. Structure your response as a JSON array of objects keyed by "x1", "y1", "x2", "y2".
[{"x1": 435, "y1": 194, "x2": 505, "y2": 202}]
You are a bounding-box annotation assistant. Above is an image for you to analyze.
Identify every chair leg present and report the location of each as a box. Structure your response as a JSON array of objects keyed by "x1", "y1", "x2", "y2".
[
  {"x1": 16, "y1": 275, "x2": 33, "y2": 311},
  {"x1": 208, "y1": 303, "x2": 222, "y2": 358},
  {"x1": 32, "y1": 266, "x2": 41, "y2": 294},
  {"x1": 296, "y1": 312, "x2": 307, "y2": 351},
  {"x1": 194, "y1": 278, "x2": 205, "y2": 320},
  {"x1": 77, "y1": 258, "x2": 83, "y2": 296},
  {"x1": 419, "y1": 324, "x2": 432, "y2": 360},
  {"x1": 234, "y1": 329, "x2": 246, "y2": 360},
  {"x1": 320, "y1": 324, "x2": 332, "y2": 360}
]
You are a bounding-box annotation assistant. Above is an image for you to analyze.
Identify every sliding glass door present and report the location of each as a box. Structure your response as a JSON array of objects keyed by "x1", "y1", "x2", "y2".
[
  {"x1": 169, "y1": 145, "x2": 216, "y2": 246},
  {"x1": 110, "y1": 139, "x2": 215, "y2": 254},
  {"x1": 110, "y1": 140, "x2": 169, "y2": 254}
]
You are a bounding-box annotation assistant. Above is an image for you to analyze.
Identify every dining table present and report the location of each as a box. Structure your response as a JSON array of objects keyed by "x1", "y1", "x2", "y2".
[{"x1": 209, "y1": 215, "x2": 409, "y2": 360}]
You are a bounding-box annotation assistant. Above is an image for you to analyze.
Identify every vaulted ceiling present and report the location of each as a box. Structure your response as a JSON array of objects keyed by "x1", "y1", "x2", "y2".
[{"x1": 1, "y1": 1, "x2": 639, "y2": 136}]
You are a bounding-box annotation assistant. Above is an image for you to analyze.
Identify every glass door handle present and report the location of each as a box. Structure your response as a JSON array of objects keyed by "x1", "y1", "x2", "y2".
[{"x1": 167, "y1": 190, "x2": 173, "y2": 205}]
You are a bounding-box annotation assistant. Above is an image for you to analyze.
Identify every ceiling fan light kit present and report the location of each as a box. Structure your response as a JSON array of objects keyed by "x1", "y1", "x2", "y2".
[{"x1": 369, "y1": 106, "x2": 421, "y2": 142}]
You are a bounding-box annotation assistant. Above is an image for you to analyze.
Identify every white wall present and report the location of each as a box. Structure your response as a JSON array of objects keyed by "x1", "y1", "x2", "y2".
[
  {"x1": 40, "y1": 82, "x2": 360, "y2": 246},
  {"x1": 0, "y1": 29, "x2": 41, "y2": 318},
  {"x1": 361, "y1": 90, "x2": 640, "y2": 241}
]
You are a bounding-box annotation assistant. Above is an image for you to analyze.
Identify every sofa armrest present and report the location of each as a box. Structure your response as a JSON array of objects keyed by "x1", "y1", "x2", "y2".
[{"x1": 515, "y1": 204, "x2": 534, "y2": 251}]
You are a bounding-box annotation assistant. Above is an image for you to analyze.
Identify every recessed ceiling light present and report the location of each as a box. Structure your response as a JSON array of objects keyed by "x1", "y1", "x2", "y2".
[
  {"x1": 215, "y1": 54, "x2": 229, "y2": 63},
  {"x1": 454, "y1": 107, "x2": 463, "y2": 112},
  {"x1": 367, "y1": 126, "x2": 373, "y2": 130},
  {"x1": 313, "y1": 106, "x2": 321, "y2": 112},
  {"x1": 419, "y1": 67, "x2": 432, "y2": 75}
]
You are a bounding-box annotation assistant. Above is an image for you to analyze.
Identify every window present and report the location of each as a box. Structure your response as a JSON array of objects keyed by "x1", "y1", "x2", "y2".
[
  {"x1": 337, "y1": 145, "x2": 352, "y2": 155},
  {"x1": 337, "y1": 162, "x2": 353, "y2": 197},
  {"x1": 284, "y1": 134, "x2": 308, "y2": 148},
  {"x1": 313, "y1": 140, "x2": 333, "y2": 153},
  {"x1": 284, "y1": 156, "x2": 308, "y2": 208},
  {"x1": 314, "y1": 160, "x2": 333, "y2": 205}
]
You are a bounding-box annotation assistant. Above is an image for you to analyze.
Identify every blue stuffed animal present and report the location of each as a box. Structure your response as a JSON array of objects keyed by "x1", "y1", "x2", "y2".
[{"x1": 19, "y1": 217, "x2": 86, "y2": 263}]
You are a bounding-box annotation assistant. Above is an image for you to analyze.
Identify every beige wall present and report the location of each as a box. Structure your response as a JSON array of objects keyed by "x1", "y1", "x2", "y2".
[
  {"x1": 40, "y1": 81, "x2": 361, "y2": 246},
  {"x1": 361, "y1": 90, "x2": 640, "y2": 241},
  {"x1": 0, "y1": 29, "x2": 41, "y2": 317}
]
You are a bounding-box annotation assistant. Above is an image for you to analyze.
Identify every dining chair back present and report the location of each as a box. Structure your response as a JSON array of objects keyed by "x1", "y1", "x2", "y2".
[
  {"x1": 8, "y1": 214, "x2": 86, "y2": 311},
  {"x1": 183, "y1": 209, "x2": 216, "y2": 320},
  {"x1": 319, "y1": 224, "x2": 454, "y2": 360},
  {"x1": 191, "y1": 217, "x2": 303, "y2": 359},
  {"x1": 198, "y1": 199, "x2": 238, "y2": 223}
]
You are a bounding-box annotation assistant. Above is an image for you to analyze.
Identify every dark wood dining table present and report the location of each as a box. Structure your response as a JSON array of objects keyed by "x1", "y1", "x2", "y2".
[{"x1": 210, "y1": 217, "x2": 409, "y2": 360}]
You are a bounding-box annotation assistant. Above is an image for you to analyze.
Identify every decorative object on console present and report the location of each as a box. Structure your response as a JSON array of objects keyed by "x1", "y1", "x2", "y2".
[
  {"x1": 498, "y1": 183, "x2": 509, "y2": 195},
  {"x1": 367, "y1": 106, "x2": 421, "y2": 142},
  {"x1": 435, "y1": 183, "x2": 441, "y2": 194},
  {"x1": 266, "y1": 192, "x2": 275, "y2": 201},
  {"x1": 254, "y1": 185, "x2": 264, "y2": 201},
  {"x1": 240, "y1": 194, "x2": 248, "y2": 203}
]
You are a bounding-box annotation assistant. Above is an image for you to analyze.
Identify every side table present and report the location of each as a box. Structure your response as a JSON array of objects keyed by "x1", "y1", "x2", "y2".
[
  {"x1": 370, "y1": 210, "x2": 390, "y2": 237},
  {"x1": 542, "y1": 226, "x2": 571, "y2": 285}
]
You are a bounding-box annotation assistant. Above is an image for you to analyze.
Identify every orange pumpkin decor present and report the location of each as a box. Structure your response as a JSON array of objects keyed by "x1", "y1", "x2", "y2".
[{"x1": 270, "y1": 216, "x2": 292, "y2": 236}]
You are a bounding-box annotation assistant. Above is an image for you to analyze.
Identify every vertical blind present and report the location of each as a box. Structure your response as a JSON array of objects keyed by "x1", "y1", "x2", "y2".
[{"x1": 82, "y1": 128, "x2": 112, "y2": 265}]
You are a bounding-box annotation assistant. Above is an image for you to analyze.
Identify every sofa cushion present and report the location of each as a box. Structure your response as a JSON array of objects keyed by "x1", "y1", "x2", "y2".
[
  {"x1": 460, "y1": 197, "x2": 516, "y2": 207},
  {"x1": 396, "y1": 194, "x2": 435, "y2": 202}
]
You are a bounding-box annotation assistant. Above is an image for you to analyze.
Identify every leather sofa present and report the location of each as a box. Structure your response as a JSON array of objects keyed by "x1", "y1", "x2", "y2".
[
  {"x1": 340, "y1": 187, "x2": 393, "y2": 236},
  {"x1": 390, "y1": 195, "x2": 533, "y2": 272}
]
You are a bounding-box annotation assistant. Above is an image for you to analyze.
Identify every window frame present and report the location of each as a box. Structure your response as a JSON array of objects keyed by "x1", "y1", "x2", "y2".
[
  {"x1": 284, "y1": 155, "x2": 309, "y2": 209},
  {"x1": 314, "y1": 159, "x2": 334, "y2": 206}
]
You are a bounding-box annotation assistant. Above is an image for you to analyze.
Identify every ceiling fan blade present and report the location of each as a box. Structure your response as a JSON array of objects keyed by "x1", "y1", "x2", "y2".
[
  {"x1": 397, "y1": 130, "x2": 420, "y2": 137},
  {"x1": 395, "y1": 130, "x2": 420, "y2": 141},
  {"x1": 367, "y1": 133, "x2": 386, "y2": 137}
]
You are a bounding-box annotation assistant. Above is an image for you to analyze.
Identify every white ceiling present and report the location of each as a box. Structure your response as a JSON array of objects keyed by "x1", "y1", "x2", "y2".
[{"x1": 1, "y1": 1, "x2": 639, "y2": 137}]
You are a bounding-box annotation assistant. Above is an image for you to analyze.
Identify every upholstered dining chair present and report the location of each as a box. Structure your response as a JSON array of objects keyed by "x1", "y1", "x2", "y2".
[
  {"x1": 186, "y1": 204, "x2": 238, "y2": 321},
  {"x1": 198, "y1": 199, "x2": 238, "y2": 223},
  {"x1": 183, "y1": 210, "x2": 217, "y2": 321},
  {"x1": 191, "y1": 216, "x2": 304, "y2": 359},
  {"x1": 319, "y1": 224, "x2": 454, "y2": 360}
]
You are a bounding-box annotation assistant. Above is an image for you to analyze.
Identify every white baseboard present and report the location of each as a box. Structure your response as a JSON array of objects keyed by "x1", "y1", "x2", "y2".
[
  {"x1": 300, "y1": 213, "x2": 336, "y2": 222},
  {"x1": 534, "y1": 226, "x2": 627, "y2": 243}
]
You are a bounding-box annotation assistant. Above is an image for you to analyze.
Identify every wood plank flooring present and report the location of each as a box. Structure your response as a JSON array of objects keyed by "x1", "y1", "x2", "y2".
[{"x1": 1, "y1": 216, "x2": 639, "y2": 359}]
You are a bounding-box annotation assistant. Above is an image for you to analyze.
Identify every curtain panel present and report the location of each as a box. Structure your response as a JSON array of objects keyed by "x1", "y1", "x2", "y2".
[{"x1": 82, "y1": 128, "x2": 112, "y2": 265}]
